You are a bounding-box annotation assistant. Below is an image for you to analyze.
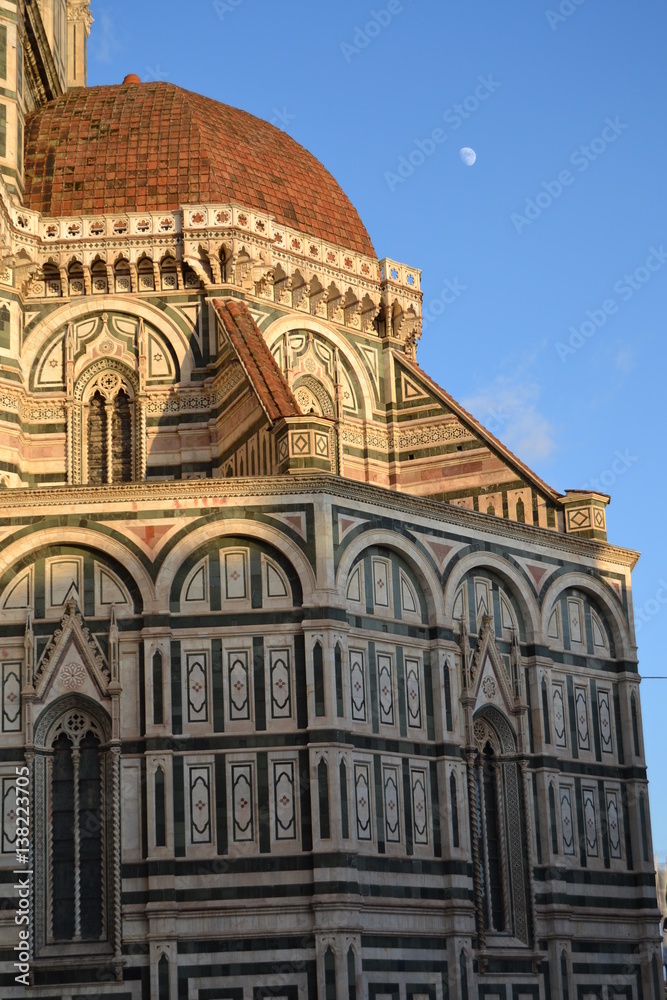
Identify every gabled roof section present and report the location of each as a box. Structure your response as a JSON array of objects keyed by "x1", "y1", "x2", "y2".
[
  {"x1": 395, "y1": 353, "x2": 562, "y2": 502},
  {"x1": 212, "y1": 299, "x2": 300, "y2": 424}
]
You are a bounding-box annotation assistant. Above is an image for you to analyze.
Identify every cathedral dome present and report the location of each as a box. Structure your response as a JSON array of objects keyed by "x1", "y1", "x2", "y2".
[{"x1": 23, "y1": 81, "x2": 375, "y2": 257}]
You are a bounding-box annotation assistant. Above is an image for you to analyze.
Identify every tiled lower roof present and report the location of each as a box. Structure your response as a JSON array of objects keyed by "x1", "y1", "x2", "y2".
[{"x1": 212, "y1": 298, "x2": 300, "y2": 423}]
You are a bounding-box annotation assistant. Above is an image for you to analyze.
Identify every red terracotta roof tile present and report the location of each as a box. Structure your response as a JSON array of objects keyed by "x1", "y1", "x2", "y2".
[
  {"x1": 212, "y1": 298, "x2": 300, "y2": 423},
  {"x1": 24, "y1": 82, "x2": 375, "y2": 258}
]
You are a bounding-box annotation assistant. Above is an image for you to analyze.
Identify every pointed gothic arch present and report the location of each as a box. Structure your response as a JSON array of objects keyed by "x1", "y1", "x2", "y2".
[
  {"x1": 469, "y1": 704, "x2": 533, "y2": 946},
  {"x1": 31, "y1": 695, "x2": 121, "y2": 967}
]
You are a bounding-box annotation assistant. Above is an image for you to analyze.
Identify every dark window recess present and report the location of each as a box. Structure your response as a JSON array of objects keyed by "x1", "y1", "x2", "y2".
[
  {"x1": 631, "y1": 693, "x2": 640, "y2": 757},
  {"x1": 476, "y1": 743, "x2": 505, "y2": 932},
  {"x1": 51, "y1": 733, "x2": 75, "y2": 940},
  {"x1": 325, "y1": 946, "x2": 336, "y2": 1000},
  {"x1": 318, "y1": 759, "x2": 330, "y2": 839},
  {"x1": 0, "y1": 303, "x2": 9, "y2": 350},
  {"x1": 78, "y1": 731, "x2": 103, "y2": 939},
  {"x1": 158, "y1": 954, "x2": 170, "y2": 1000},
  {"x1": 450, "y1": 771, "x2": 460, "y2": 848},
  {"x1": 152, "y1": 651, "x2": 164, "y2": 725},
  {"x1": 313, "y1": 642, "x2": 325, "y2": 717},
  {"x1": 639, "y1": 794, "x2": 649, "y2": 863},
  {"x1": 549, "y1": 783, "x2": 558, "y2": 855},
  {"x1": 51, "y1": 729, "x2": 103, "y2": 942},
  {"x1": 347, "y1": 947, "x2": 357, "y2": 1000},
  {"x1": 155, "y1": 769, "x2": 166, "y2": 847},
  {"x1": 340, "y1": 760, "x2": 349, "y2": 839},
  {"x1": 335, "y1": 643, "x2": 344, "y2": 718},
  {"x1": 542, "y1": 677, "x2": 551, "y2": 744},
  {"x1": 111, "y1": 389, "x2": 132, "y2": 482},
  {"x1": 87, "y1": 391, "x2": 107, "y2": 484}
]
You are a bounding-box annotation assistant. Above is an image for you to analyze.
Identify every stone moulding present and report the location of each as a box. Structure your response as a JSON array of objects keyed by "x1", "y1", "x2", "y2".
[
  {"x1": 1, "y1": 200, "x2": 423, "y2": 349},
  {"x1": 0, "y1": 471, "x2": 640, "y2": 569}
]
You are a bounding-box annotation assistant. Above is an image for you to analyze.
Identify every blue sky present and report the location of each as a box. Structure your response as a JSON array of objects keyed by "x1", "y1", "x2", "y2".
[{"x1": 88, "y1": 0, "x2": 667, "y2": 856}]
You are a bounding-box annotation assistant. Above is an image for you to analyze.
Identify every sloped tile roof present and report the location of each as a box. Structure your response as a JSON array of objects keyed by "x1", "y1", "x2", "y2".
[
  {"x1": 212, "y1": 298, "x2": 300, "y2": 423},
  {"x1": 24, "y1": 81, "x2": 375, "y2": 257}
]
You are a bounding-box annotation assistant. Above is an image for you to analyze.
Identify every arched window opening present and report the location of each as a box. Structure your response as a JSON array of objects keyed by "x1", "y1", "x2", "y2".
[
  {"x1": 68, "y1": 260, "x2": 84, "y2": 295},
  {"x1": 335, "y1": 643, "x2": 344, "y2": 718},
  {"x1": 137, "y1": 256, "x2": 155, "y2": 291},
  {"x1": 313, "y1": 642, "x2": 325, "y2": 717},
  {"x1": 43, "y1": 261, "x2": 62, "y2": 297},
  {"x1": 479, "y1": 742, "x2": 505, "y2": 931},
  {"x1": 87, "y1": 390, "x2": 107, "y2": 484},
  {"x1": 114, "y1": 257, "x2": 131, "y2": 293},
  {"x1": 318, "y1": 759, "x2": 330, "y2": 839},
  {"x1": 347, "y1": 947, "x2": 356, "y2": 1000},
  {"x1": 33, "y1": 700, "x2": 116, "y2": 961},
  {"x1": 471, "y1": 710, "x2": 530, "y2": 944},
  {"x1": 340, "y1": 760, "x2": 349, "y2": 839},
  {"x1": 639, "y1": 793, "x2": 650, "y2": 863},
  {"x1": 82, "y1": 371, "x2": 136, "y2": 485},
  {"x1": 561, "y1": 951, "x2": 570, "y2": 1000},
  {"x1": 460, "y1": 950, "x2": 469, "y2": 1000},
  {"x1": 450, "y1": 771, "x2": 460, "y2": 848},
  {"x1": 549, "y1": 782, "x2": 558, "y2": 855},
  {"x1": 158, "y1": 953, "x2": 170, "y2": 1000},
  {"x1": 324, "y1": 946, "x2": 336, "y2": 1000},
  {"x1": 160, "y1": 255, "x2": 178, "y2": 291},
  {"x1": 155, "y1": 768, "x2": 166, "y2": 848},
  {"x1": 516, "y1": 497, "x2": 526, "y2": 523},
  {"x1": 90, "y1": 259, "x2": 108, "y2": 294},
  {"x1": 50, "y1": 725, "x2": 103, "y2": 941},
  {"x1": 541, "y1": 678, "x2": 551, "y2": 744},
  {"x1": 631, "y1": 693, "x2": 641, "y2": 757},
  {"x1": 152, "y1": 651, "x2": 164, "y2": 725},
  {"x1": 111, "y1": 388, "x2": 132, "y2": 482}
]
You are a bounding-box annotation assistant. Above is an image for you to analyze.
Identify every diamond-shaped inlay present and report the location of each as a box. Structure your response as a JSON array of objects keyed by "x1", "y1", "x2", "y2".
[
  {"x1": 594, "y1": 510, "x2": 605, "y2": 527},
  {"x1": 569, "y1": 509, "x2": 590, "y2": 528},
  {"x1": 292, "y1": 433, "x2": 309, "y2": 454}
]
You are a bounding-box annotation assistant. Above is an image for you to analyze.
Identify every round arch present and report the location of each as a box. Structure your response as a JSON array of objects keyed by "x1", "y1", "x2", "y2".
[
  {"x1": 540, "y1": 571, "x2": 634, "y2": 660},
  {"x1": 21, "y1": 295, "x2": 195, "y2": 382},
  {"x1": 443, "y1": 550, "x2": 540, "y2": 642},
  {"x1": 263, "y1": 314, "x2": 376, "y2": 420},
  {"x1": 154, "y1": 518, "x2": 319, "y2": 610},
  {"x1": 334, "y1": 527, "x2": 444, "y2": 626},
  {"x1": 0, "y1": 527, "x2": 154, "y2": 613}
]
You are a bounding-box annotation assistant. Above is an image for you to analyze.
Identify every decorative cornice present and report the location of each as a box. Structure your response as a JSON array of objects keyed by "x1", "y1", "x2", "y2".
[{"x1": 0, "y1": 472, "x2": 639, "y2": 569}]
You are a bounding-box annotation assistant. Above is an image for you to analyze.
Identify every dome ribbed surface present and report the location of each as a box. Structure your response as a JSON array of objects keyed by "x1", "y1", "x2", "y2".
[{"x1": 23, "y1": 82, "x2": 375, "y2": 257}]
